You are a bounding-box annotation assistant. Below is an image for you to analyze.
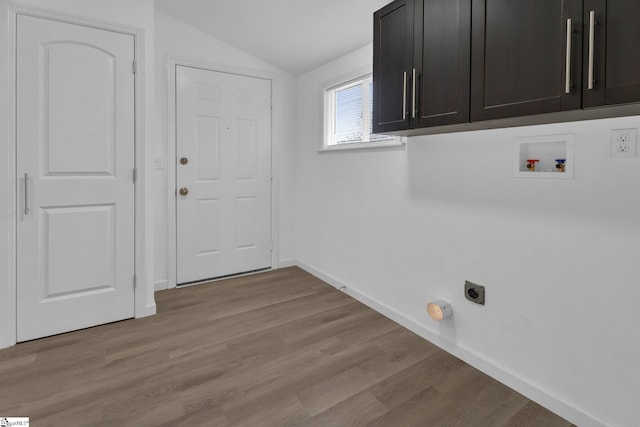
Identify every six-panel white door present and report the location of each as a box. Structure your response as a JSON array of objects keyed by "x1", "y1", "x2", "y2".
[
  {"x1": 16, "y1": 15, "x2": 136, "y2": 341},
  {"x1": 176, "y1": 66, "x2": 272, "y2": 284}
]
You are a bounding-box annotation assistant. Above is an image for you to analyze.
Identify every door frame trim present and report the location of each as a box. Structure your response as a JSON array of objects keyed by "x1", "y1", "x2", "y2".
[
  {"x1": 166, "y1": 57, "x2": 279, "y2": 288},
  {"x1": 1, "y1": 4, "x2": 155, "y2": 348}
]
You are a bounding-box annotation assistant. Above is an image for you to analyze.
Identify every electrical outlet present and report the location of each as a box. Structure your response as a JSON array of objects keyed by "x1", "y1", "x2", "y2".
[
  {"x1": 611, "y1": 129, "x2": 637, "y2": 158},
  {"x1": 464, "y1": 281, "x2": 485, "y2": 305},
  {"x1": 617, "y1": 133, "x2": 630, "y2": 143}
]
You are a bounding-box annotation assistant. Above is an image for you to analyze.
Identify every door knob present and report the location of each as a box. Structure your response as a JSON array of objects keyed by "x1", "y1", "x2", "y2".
[
  {"x1": 179, "y1": 187, "x2": 189, "y2": 196},
  {"x1": 179, "y1": 157, "x2": 188, "y2": 165}
]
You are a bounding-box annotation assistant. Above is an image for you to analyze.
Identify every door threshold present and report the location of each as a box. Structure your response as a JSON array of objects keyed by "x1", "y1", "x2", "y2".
[{"x1": 177, "y1": 267, "x2": 272, "y2": 287}]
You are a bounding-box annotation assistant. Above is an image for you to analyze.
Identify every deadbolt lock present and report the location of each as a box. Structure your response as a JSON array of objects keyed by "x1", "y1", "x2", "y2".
[
  {"x1": 179, "y1": 157, "x2": 188, "y2": 165},
  {"x1": 179, "y1": 187, "x2": 189, "y2": 196}
]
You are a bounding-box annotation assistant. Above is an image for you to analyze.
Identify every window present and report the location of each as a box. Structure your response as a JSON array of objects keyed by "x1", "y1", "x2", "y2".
[{"x1": 324, "y1": 74, "x2": 395, "y2": 148}]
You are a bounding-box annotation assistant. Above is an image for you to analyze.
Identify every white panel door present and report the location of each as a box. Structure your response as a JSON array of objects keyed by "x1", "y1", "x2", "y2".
[
  {"x1": 176, "y1": 66, "x2": 272, "y2": 284},
  {"x1": 16, "y1": 15, "x2": 135, "y2": 341}
]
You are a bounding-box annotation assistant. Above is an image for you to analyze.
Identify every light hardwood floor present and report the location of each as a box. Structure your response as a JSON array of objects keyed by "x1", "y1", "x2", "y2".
[{"x1": 0, "y1": 267, "x2": 574, "y2": 426}]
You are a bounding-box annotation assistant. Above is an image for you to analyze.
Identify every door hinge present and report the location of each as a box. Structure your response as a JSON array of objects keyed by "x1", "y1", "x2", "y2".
[
  {"x1": 133, "y1": 274, "x2": 137, "y2": 289},
  {"x1": 132, "y1": 60, "x2": 137, "y2": 74},
  {"x1": 133, "y1": 168, "x2": 137, "y2": 184}
]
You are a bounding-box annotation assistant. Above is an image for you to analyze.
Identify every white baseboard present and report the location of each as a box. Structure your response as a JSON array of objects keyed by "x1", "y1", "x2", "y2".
[
  {"x1": 154, "y1": 279, "x2": 168, "y2": 291},
  {"x1": 143, "y1": 302, "x2": 157, "y2": 317},
  {"x1": 296, "y1": 261, "x2": 347, "y2": 290},
  {"x1": 295, "y1": 260, "x2": 607, "y2": 427},
  {"x1": 277, "y1": 258, "x2": 298, "y2": 268},
  {"x1": 0, "y1": 337, "x2": 14, "y2": 350}
]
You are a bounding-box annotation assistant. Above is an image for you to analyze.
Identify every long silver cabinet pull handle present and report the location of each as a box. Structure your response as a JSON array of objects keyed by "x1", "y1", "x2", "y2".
[
  {"x1": 565, "y1": 18, "x2": 572, "y2": 94},
  {"x1": 588, "y1": 11, "x2": 595, "y2": 90},
  {"x1": 402, "y1": 71, "x2": 407, "y2": 120},
  {"x1": 24, "y1": 173, "x2": 29, "y2": 215},
  {"x1": 411, "y1": 68, "x2": 416, "y2": 119}
]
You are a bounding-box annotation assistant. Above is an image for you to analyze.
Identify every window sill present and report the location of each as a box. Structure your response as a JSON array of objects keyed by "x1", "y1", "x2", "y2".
[{"x1": 318, "y1": 139, "x2": 405, "y2": 153}]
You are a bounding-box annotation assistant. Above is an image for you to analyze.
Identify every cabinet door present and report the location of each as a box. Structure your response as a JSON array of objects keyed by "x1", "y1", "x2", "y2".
[
  {"x1": 471, "y1": 0, "x2": 582, "y2": 121},
  {"x1": 373, "y1": 0, "x2": 414, "y2": 133},
  {"x1": 414, "y1": 0, "x2": 471, "y2": 127},
  {"x1": 582, "y1": 0, "x2": 640, "y2": 108}
]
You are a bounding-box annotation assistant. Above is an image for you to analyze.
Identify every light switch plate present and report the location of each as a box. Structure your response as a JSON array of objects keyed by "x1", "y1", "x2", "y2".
[{"x1": 154, "y1": 156, "x2": 164, "y2": 170}]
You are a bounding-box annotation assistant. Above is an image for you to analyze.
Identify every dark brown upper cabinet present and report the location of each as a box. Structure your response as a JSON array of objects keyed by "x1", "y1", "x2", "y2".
[
  {"x1": 414, "y1": 0, "x2": 471, "y2": 128},
  {"x1": 470, "y1": 0, "x2": 583, "y2": 122},
  {"x1": 374, "y1": 0, "x2": 640, "y2": 134},
  {"x1": 373, "y1": 0, "x2": 414, "y2": 133},
  {"x1": 373, "y1": 0, "x2": 471, "y2": 133},
  {"x1": 582, "y1": 0, "x2": 640, "y2": 108}
]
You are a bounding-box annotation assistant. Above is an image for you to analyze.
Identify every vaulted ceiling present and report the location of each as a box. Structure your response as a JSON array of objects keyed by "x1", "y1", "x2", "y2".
[{"x1": 154, "y1": 0, "x2": 391, "y2": 76}]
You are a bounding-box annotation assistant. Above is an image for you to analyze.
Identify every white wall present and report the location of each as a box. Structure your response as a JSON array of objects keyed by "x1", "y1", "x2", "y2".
[
  {"x1": 0, "y1": 0, "x2": 157, "y2": 347},
  {"x1": 153, "y1": 10, "x2": 297, "y2": 289},
  {"x1": 295, "y1": 44, "x2": 640, "y2": 427}
]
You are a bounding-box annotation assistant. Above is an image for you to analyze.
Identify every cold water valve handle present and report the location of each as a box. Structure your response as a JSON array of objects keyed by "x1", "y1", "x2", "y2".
[
  {"x1": 555, "y1": 159, "x2": 566, "y2": 172},
  {"x1": 526, "y1": 159, "x2": 539, "y2": 172}
]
